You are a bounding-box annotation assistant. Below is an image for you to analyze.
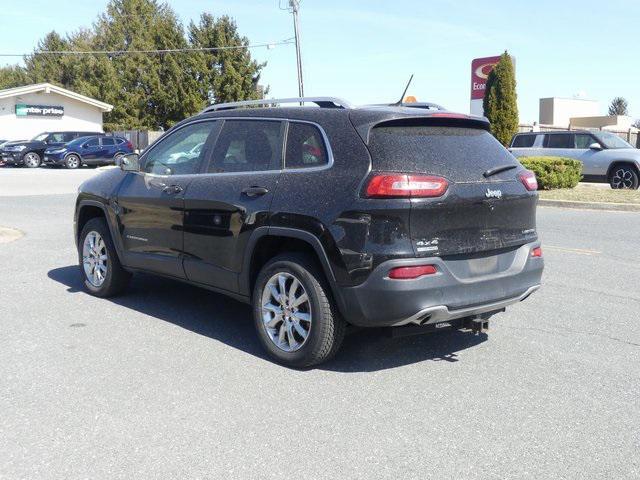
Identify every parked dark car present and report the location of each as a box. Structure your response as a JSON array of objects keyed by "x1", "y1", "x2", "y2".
[
  {"x1": 74, "y1": 97, "x2": 544, "y2": 367},
  {"x1": 1, "y1": 131, "x2": 103, "y2": 168},
  {"x1": 44, "y1": 135, "x2": 134, "y2": 169}
]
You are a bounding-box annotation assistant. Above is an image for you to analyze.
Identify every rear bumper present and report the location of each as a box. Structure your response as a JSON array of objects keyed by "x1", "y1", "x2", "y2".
[{"x1": 336, "y1": 241, "x2": 544, "y2": 327}]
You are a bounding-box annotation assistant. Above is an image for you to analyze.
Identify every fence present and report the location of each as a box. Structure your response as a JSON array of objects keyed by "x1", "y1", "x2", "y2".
[
  {"x1": 109, "y1": 130, "x2": 164, "y2": 151},
  {"x1": 518, "y1": 124, "x2": 639, "y2": 148}
]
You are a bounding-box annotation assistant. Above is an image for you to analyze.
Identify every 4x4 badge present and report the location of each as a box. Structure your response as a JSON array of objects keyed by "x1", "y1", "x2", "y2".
[{"x1": 485, "y1": 188, "x2": 503, "y2": 199}]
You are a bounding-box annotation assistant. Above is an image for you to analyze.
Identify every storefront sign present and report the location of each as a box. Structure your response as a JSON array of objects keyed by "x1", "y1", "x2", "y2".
[{"x1": 15, "y1": 104, "x2": 64, "y2": 117}]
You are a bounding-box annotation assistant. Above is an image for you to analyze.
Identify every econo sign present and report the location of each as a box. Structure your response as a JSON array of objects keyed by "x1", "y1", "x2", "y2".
[
  {"x1": 15, "y1": 104, "x2": 64, "y2": 117},
  {"x1": 470, "y1": 56, "x2": 501, "y2": 100},
  {"x1": 469, "y1": 55, "x2": 502, "y2": 116}
]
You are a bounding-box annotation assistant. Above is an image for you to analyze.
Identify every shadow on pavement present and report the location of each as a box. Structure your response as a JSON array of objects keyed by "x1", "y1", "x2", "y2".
[{"x1": 48, "y1": 265, "x2": 487, "y2": 372}]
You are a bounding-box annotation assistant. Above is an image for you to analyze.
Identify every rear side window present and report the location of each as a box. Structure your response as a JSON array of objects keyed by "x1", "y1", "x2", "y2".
[
  {"x1": 545, "y1": 134, "x2": 574, "y2": 148},
  {"x1": 511, "y1": 134, "x2": 536, "y2": 148},
  {"x1": 209, "y1": 120, "x2": 282, "y2": 173},
  {"x1": 115, "y1": 138, "x2": 126, "y2": 145},
  {"x1": 102, "y1": 138, "x2": 115, "y2": 146},
  {"x1": 86, "y1": 138, "x2": 99, "y2": 147},
  {"x1": 368, "y1": 126, "x2": 518, "y2": 182},
  {"x1": 285, "y1": 122, "x2": 329, "y2": 169}
]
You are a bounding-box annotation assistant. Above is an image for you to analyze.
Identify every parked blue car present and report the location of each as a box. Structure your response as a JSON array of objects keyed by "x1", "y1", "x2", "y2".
[{"x1": 43, "y1": 135, "x2": 134, "y2": 169}]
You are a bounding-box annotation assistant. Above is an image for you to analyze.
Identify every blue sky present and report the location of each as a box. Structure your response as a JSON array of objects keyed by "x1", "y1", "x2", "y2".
[{"x1": 1, "y1": 0, "x2": 638, "y2": 122}]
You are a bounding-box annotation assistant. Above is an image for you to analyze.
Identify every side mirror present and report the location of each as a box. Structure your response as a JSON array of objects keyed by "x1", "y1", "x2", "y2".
[
  {"x1": 119, "y1": 153, "x2": 141, "y2": 172},
  {"x1": 589, "y1": 142, "x2": 603, "y2": 150}
]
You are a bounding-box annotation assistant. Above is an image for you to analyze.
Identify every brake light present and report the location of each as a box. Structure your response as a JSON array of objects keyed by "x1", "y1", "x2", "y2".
[
  {"x1": 519, "y1": 170, "x2": 538, "y2": 191},
  {"x1": 389, "y1": 265, "x2": 437, "y2": 279},
  {"x1": 531, "y1": 247, "x2": 542, "y2": 258},
  {"x1": 126, "y1": 141, "x2": 133, "y2": 150},
  {"x1": 430, "y1": 113, "x2": 469, "y2": 119},
  {"x1": 365, "y1": 174, "x2": 448, "y2": 198}
]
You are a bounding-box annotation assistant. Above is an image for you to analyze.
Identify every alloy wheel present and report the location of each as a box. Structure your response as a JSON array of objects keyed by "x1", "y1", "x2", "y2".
[
  {"x1": 82, "y1": 231, "x2": 108, "y2": 287},
  {"x1": 24, "y1": 153, "x2": 40, "y2": 168},
  {"x1": 611, "y1": 168, "x2": 634, "y2": 189},
  {"x1": 261, "y1": 272, "x2": 312, "y2": 352},
  {"x1": 67, "y1": 155, "x2": 80, "y2": 169}
]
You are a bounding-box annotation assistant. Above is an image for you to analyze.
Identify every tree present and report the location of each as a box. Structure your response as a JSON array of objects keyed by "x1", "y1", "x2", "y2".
[
  {"x1": 0, "y1": 0, "x2": 266, "y2": 130},
  {"x1": 482, "y1": 51, "x2": 519, "y2": 146},
  {"x1": 188, "y1": 14, "x2": 266, "y2": 104},
  {"x1": 0, "y1": 65, "x2": 30, "y2": 89},
  {"x1": 608, "y1": 97, "x2": 629, "y2": 116}
]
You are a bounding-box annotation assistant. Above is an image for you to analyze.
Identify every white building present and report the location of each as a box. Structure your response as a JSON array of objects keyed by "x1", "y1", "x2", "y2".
[
  {"x1": 0, "y1": 83, "x2": 112, "y2": 141},
  {"x1": 539, "y1": 97, "x2": 600, "y2": 128}
]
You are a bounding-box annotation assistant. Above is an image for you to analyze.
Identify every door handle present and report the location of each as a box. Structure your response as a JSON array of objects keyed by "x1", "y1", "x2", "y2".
[
  {"x1": 162, "y1": 184, "x2": 184, "y2": 195},
  {"x1": 242, "y1": 186, "x2": 269, "y2": 197}
]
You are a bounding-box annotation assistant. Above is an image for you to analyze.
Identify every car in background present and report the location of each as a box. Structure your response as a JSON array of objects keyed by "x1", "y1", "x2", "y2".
[
  {"x1": 1, "y1": 131, "x2": 104, "y2": 168},
  {"x1": 43, "y1": 135, "x2": 134, "y2": 169},
  {"x1": 509, "y1": 130, "x2": 640, "y2": 189}
]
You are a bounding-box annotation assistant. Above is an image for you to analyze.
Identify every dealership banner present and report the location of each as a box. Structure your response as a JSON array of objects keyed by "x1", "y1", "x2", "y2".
[{"x1": 15, "y1": 104, "x2": 64, "y2": 117}]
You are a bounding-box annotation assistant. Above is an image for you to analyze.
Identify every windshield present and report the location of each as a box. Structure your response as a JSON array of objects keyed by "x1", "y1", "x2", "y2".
[
  {"x1": 594, "y1": 131, "x2": 633, "y2": 149},
  {"x1": 31, "y1": 133, "x2": 49, "y2": 141}
]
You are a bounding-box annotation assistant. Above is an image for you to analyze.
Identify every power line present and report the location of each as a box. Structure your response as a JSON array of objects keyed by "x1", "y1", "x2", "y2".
[{"x1": 0, "y1": 39, "x2": 294, "y2": 58}]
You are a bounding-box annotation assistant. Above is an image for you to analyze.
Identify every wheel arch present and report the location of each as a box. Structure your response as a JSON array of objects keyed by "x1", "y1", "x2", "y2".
[
  {"x1": 606, "y1": 160, "x2": 640, "y2": 179},
  {"x1": 240, "y1": 227, "x2": 347, "y2": 316},
  {"x1": 75, "y1": 200, "x2": 123, "y2": 261}
]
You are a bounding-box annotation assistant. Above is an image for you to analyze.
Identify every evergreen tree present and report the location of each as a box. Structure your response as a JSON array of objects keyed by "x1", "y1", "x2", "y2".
[
  {"x1": 483, "y1": 51, "x2": 519, "y2": 146},
  {"x1": 608, "y1": 97, "x2": 629, "y2": 116},
  {"x1": 0, "y1": 0, "x2": 266, "y2": 130},
  {"x1": 0, "y1": 65, "x2": 30, "y2": 89},
  {"x1": 188, "y1": 14, "x2": 265, "y2": 104}
]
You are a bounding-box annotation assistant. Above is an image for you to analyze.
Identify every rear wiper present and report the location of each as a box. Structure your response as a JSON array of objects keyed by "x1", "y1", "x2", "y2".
[{"x1": 483, "y1": 164, "x2": 517, "y2": 178}]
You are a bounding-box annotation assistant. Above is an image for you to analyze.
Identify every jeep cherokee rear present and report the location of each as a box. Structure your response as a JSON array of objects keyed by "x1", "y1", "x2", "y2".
[{"x1": 74, "y1": 97, "x2": 543, "y2": 368}]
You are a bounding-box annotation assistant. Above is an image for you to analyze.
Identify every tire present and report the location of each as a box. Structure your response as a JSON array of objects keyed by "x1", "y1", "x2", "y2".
[
  {"x1": 78, "y1": 217, "x2": 131, "y2": 297},
  {"x1": 23, "y1": 152, "x2": 41, "y2": 168},
  {"x1": 253, "y1": 253, "x2": 346, "y2": 368},
  {"x1": 609, "y1": 165, "x2": 639, "y2": 189},
  {"x1": 65, "y1": 154, "x2": 81, "y2": 169}
]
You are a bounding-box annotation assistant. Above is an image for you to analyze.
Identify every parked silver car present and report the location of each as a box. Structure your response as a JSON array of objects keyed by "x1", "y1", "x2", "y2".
[{"x1": 509, "y1": 130, "x2": 640, "y2": 189}]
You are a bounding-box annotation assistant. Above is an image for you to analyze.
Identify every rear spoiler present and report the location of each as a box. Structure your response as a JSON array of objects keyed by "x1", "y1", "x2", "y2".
[{"x1": 352, "y1": 113, "x2": 491, "y2": 144}]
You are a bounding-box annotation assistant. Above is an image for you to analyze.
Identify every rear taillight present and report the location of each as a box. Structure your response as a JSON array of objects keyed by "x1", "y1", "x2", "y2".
[
  {"x1": 365, "y1": 174, "x2": 448, "y2": 198},
  {"x1": 126, "y1": 141, "x2": 133, "y2": 150},
  {"x1": 531, "y1": 247, "x2": 542, "y2": 258},
  {"x1": 519, "y1": 170, "x2": 538, "y2": 191},
  {"x1": 388, "y1": 265, "x2": 437, "y2": 279}
]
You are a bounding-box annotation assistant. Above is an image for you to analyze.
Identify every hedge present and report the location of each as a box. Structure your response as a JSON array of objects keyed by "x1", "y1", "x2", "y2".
[{"x1": 518, "y1": 156, "x2": 582, "y2": 190}]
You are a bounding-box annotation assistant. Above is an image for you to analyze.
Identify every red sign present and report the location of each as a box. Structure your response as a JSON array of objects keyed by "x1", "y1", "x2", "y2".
[{"x1": 470, "y1": 56, "x2": 501, "y2": 100}]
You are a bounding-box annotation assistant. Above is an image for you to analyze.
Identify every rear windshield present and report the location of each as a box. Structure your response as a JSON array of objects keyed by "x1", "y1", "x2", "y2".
[{"x1": 368, "y1": 126, "x2": 519, "y2": 182}]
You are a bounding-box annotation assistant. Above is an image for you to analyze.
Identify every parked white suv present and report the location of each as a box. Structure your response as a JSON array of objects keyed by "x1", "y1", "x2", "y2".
[{"x1": 509, "y1": 130, "x2": 640, "y2": 189}]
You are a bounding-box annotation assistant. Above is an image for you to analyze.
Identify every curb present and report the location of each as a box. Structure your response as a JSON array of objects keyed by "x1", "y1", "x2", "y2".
[{"x1": 538, "y1": 198, "x2": 640, "y2": 212}]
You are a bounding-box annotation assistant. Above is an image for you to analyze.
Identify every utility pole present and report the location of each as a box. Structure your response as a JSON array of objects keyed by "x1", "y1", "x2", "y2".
[{"x1": 288, "y1": 0, "x2": 304, "y2": 101}]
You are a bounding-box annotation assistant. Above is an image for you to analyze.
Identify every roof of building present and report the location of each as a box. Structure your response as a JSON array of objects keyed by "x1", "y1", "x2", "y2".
[{"x1": 0, "y1": 83, "x2": 112, "y2": 112}]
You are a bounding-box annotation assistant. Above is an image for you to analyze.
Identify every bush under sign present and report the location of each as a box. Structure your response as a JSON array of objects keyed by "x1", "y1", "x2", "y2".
[{"x1": 15, "y1": 104, "x2": 64, "y2": 117}]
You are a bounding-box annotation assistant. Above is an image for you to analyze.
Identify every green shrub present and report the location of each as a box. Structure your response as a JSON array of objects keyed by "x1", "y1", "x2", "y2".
[{"x1": 518, "y1": 156, "x2": 582, "y2": 190}]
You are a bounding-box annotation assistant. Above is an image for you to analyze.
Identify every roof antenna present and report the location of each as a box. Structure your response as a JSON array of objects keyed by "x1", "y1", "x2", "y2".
[{"x1": 393, "y1": 74, "x2": 414, "y2": 106}]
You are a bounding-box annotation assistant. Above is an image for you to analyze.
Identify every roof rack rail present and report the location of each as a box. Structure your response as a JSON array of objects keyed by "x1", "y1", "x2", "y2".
[{"x1": 202, "y1": 97, "x2": 353, "y2": 113}]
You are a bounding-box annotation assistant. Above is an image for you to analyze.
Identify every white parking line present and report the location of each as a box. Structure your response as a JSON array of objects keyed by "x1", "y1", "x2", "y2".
[{"x1": 544, "y1": 245, "x2": 601, "y2": 256}]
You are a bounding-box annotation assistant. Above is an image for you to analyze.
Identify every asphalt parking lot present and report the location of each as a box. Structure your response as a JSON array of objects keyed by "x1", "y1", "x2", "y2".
[{"x1": 1, "y1": 168, "x2": 639, "y2": 479}]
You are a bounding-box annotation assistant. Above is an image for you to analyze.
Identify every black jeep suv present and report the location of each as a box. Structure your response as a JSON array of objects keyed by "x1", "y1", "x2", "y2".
[
  {"x1": 74, "y1": 97, "x2": 543, "y2": 367},
  {"x1": 2, "y1": 131, "x2": 103, "y2": 168}
]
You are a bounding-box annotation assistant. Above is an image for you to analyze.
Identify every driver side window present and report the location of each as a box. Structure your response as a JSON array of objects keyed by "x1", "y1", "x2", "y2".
[{"x1": 143, "y1": 121, "x2": 216, "y2": 175}]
